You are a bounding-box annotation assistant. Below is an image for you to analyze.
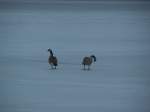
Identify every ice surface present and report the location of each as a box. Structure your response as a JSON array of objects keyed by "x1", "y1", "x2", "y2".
[{"x1": 0, "y1": 2, "x2": 150, "y2": 112}]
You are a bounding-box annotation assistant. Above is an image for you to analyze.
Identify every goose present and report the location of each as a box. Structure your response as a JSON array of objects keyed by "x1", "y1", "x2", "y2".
[
  {"x1": 48, "y1": 48, "x2": 58, "y2": 69},
  {"x1": 82, "y1": 55, "x2": 96, "y2": 70}
]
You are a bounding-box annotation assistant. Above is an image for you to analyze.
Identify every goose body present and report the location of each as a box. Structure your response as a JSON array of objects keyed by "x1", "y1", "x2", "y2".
[
  {"x1": 48, "y1": 48, "x2": 58, "y2": 69},
  {"x1": 82, "y1": 57, "x2": 92, "y2": 66},
  {"x1": 48, "y1": 56, "x2": 58, "y2": 66},
  {"x1": 82, "y1": 55, "x2": 96, "y2": 70}
]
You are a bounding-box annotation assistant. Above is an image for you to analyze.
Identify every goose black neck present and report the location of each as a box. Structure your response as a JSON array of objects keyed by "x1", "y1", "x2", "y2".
[
  {"x1": 49, "y1": 50, "x2": 54, "y2": 57},
  {"x1": 91, "y1": 55, "x2": 96, "y2": 62}
]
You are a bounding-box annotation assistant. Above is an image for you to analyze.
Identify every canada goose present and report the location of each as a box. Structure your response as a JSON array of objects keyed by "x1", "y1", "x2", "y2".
[
  {"x1": 82, "y1": 55, "x2": 96, "y2": 70},
  {"x1": 48, "y1": 48, "x2": 58, "y2": 69}
]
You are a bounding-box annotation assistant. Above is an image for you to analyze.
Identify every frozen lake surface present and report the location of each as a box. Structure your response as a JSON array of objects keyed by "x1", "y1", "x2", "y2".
[{"x1": 0, "y1": 1, "x2": 150, "y2": 112}]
